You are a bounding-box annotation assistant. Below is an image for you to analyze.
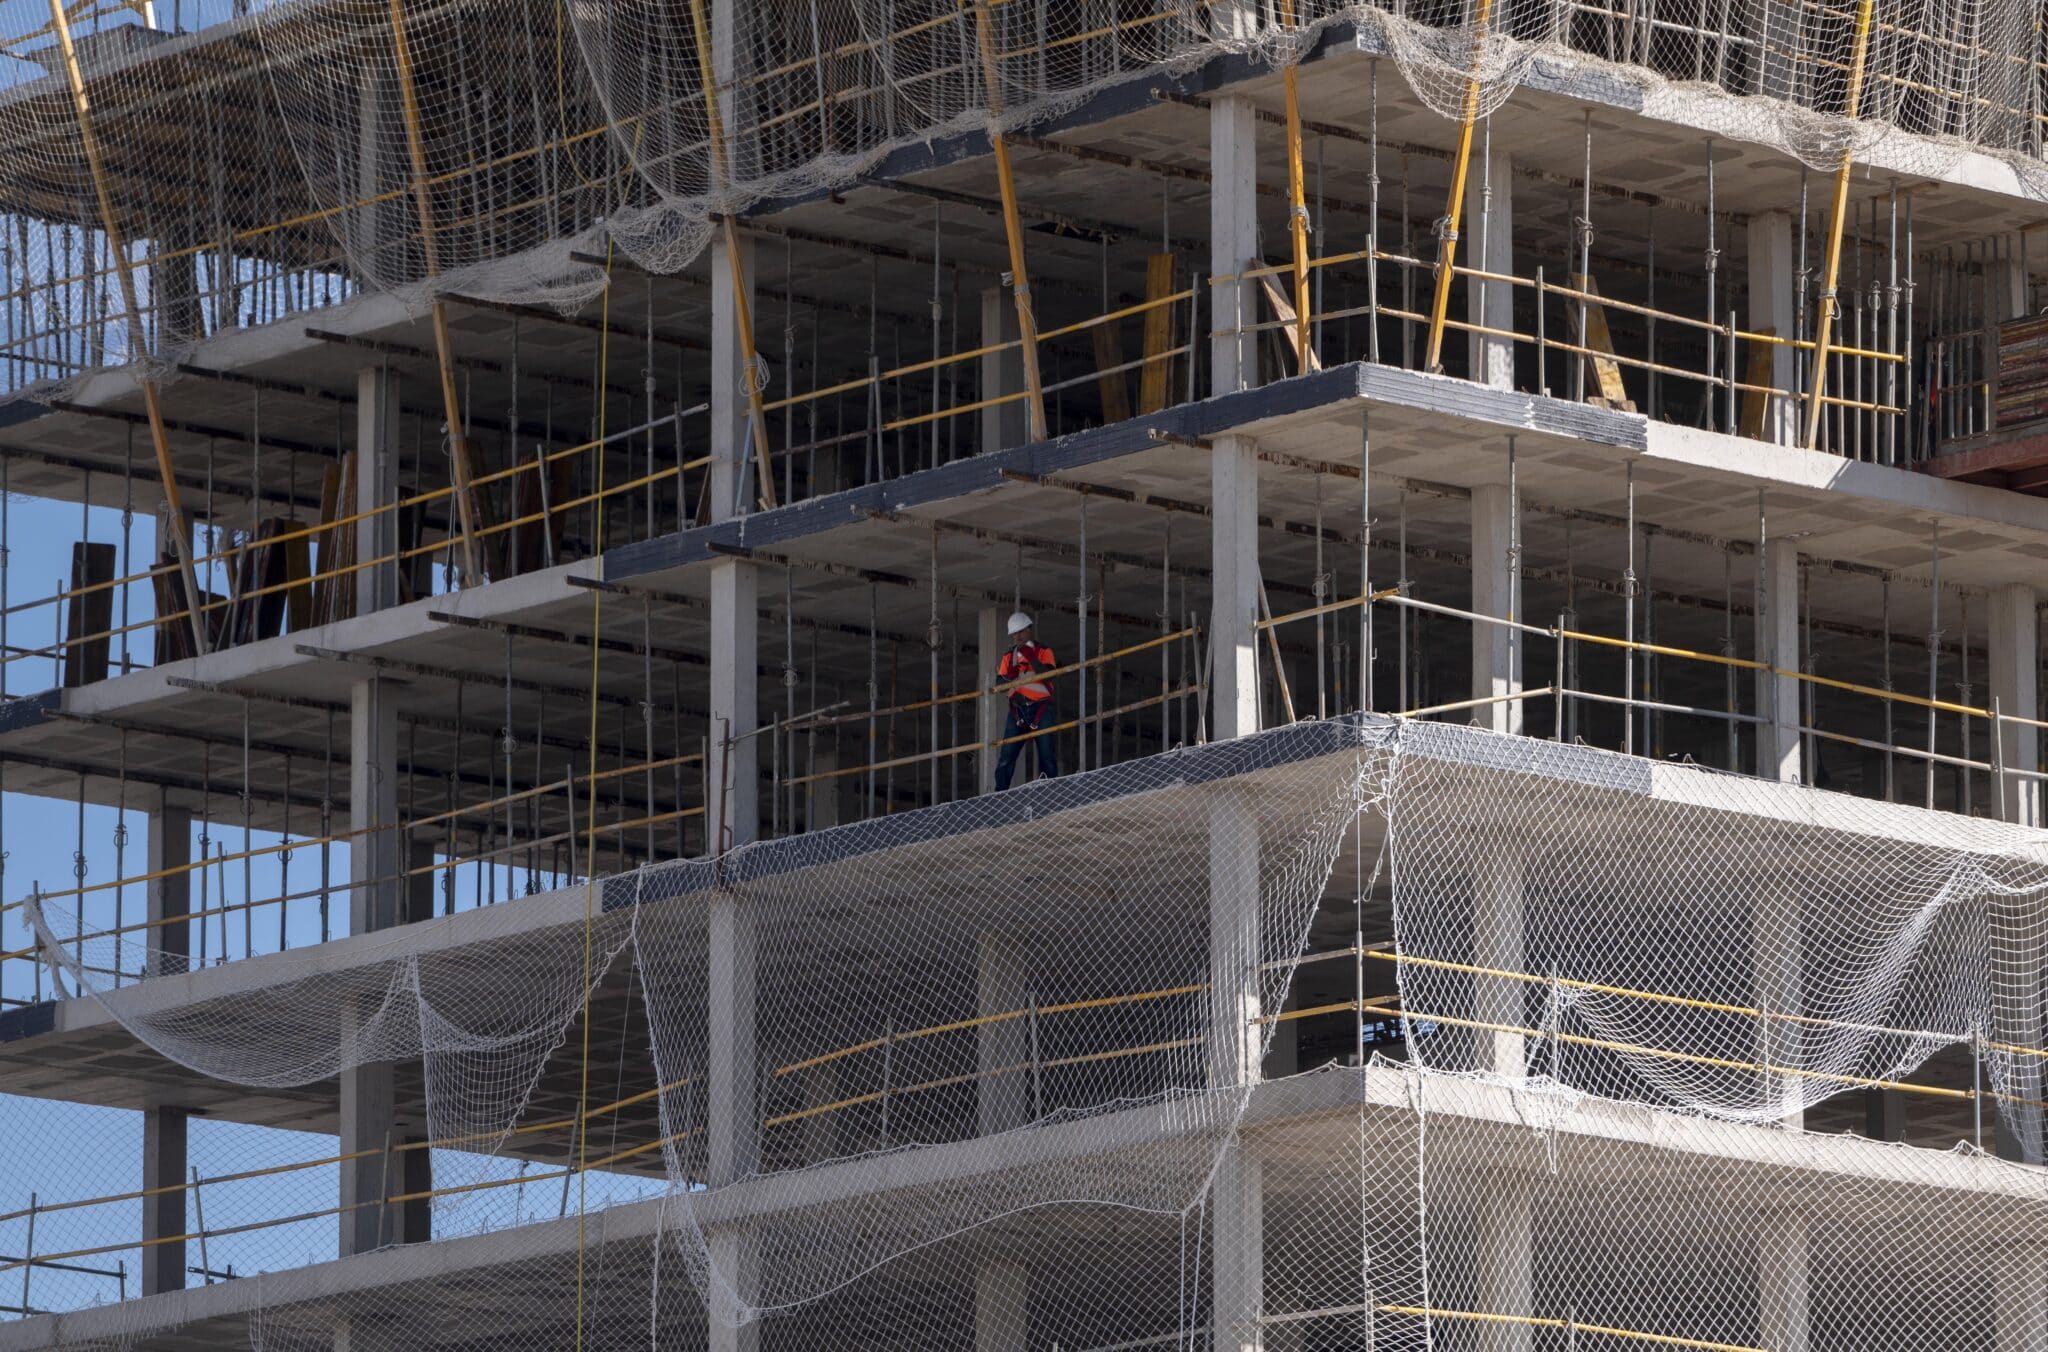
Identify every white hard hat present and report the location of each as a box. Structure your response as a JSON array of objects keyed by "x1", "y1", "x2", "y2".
[{"x1": 1006, "y1": 611, "x2": 1034, "y2": 636}]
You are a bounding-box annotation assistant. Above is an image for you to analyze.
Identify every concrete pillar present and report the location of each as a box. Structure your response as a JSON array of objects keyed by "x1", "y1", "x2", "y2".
[
  {"x1": 1466, "y1": 149, "x2": 1514, "y2": 391},
  {"x1": 145, "y1": 794, "x2": 190, "y2": 978},
  {"x1": 1989, "y1": 584, "x2": 2041, "y2": 828},
  {"x1": 977, "y1": 932, "x2": 1032, "y2": 1134},
  {"x1": 1995, "y1": 1247, "x2": 2048, "y2": 1352},
  {"x1": 1211, "y1": 1142, "x2": 1263, "y2": 1352},
  {"x1": 975, "y1": 1261, "x2": 1029, "y2": 1352},
  {"x1": 1757, "y1": 1212, "x2": 1810, "y2": 1352},
  {"x1": 1754, "y1": 540, "x2": 1802, "y2": 784},
  {"x1": 805, "y1": 746, "x2": 842, "y2": 830},
  {"x1": 1472, "y1": 848, "x2": 1526, "y2": 1079},
  {"x1": 1751, "y1": 899, "x2": 1803, "y2": 1131},
  {"x1": 140, "y1": 1104, "x2": 186, "y2": 1296},
  {"x1": 355, "y1": 366, "x2": 401, "y2": 617},
  {"x1": 979, "y1": 608, "x2": 1006, "y2": 794},
  {"x1": 1209, "y1": 791, "x2": 1263, "y2": 1350},
  {"x1": 709, "y1": 218, "x2": 763, "y2": 1352},
  {"x1": 142, "y1": 793, "x2": 193, "y2": 1293},
  {"x1": 1475, "y1": 1178, "x2": 1533, "y2": 1352},
  {"x1": 1745, "y1": 213, "x2": 1799, "y2": 445},
  {"x1": 1988, "y1": 236, "x2": 2028, "y2": 432},
  {"x1": 1470, "y1": 481, "x2": 1522, "y2": 735},
  {"x1": 1210, "y1": 96, "x2": 1260, "y2": 399},
  {"x1": 338, "y1": 676, "x2": 426, "y2": 1256},
  {"x1": 1211, "y1": 440, "x2": 1260, "y2": 743},
  {"x1": 979, "y1": 287, "x2": 1027, "y2": 455},
  {"x1": 1990, "y1": 586, "x2": 2044, "y2": 1163}
]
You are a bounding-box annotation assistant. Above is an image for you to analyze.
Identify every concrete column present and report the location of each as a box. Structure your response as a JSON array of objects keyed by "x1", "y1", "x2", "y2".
[
  {"x1": 1470, "y1": 482, "x2": 1522, "y2": 735},
  {"x1": 140, "y1": 1104, "x2": 186, "y2": 1296},
  {"x1": 709, "y1": 217, "x2": 762, "y2": 1352},
  {"x1": 1988, "y1": 236, "x2": 2028, "y2": 433},
  {"x1": 1211, "y1": 1142, "x2": 1264, "y2": 1352},
  {"x1": 1751, "y1": 899, "x2": 1803, "y2": 1131},
  {"x1": 1757, "y1": 1212, "x2": 1810, "y2": 1352},
  {"x1": 1754, "y1": 540, "x2": 1802, "y2": 784},
  {"x1": 1466, "y1": 149, "x2": 1514, "y2": 391},
  {"x1": 1472, "y1": 847, "x2": 1526, "y2": 1078},
  {"x1": 338, "y1": 676, "x2": 426, "y2": 1256},
  {"x1": 1475, "y1": 1178, "x2": 1533, "y2": 1352},
  {"x1": 1210, "y1": 96, "x2": 1260, "y2": 398},
  {"x1": 1745, "y1": 213, "x2": 1798, "y2": 445},
  {"x1": 1989, "y1": 584, "x2": 2041, "y2": 828},
  {"x1": 1995, "y1": 1247, "x2": 2048, "y2": 1352},
  {"x1": 355, "y1": 366, "x2": 401, "y2": 617},
  {"x1": 1209, "y1": 791, "x2": 1263, "y2": 1351},
  {"x1": 142, "y1": 792, "x2": 193, "y2": 1293},
  {"x1": 1211, "y1": 439, "x2": 1260, "y2": 743},
  {"x1": 1990, "y1": 587, "x2": 2044, "y2": 1162},
  {"x1": 145, "y1": 794, "x2": 190, "y2": 978},
  {"x1": 979, "y1": 607, "x2": 1006, "y2": 794},
  {"x1": 805, "y1": 747, "x2": 841, "y2": 830},
  {"x1": 975, "y1": 1261, "x2": 1030, "y2": 1352},
  {"x1": 977, "y1": 932, "x2": 1032, "y2": 1134},
  {"x1": 979, "y1": 288, "x2": 1027, "y2": 455}
]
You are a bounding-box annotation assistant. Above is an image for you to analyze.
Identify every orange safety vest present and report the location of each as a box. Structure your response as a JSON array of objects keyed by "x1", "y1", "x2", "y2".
[{"x1": 999, "y1": 642, "x2": 1056, "y2": 702}]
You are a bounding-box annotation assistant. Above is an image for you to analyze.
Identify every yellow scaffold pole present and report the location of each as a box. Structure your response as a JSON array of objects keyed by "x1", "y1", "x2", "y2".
[
  {"x1": 1281, "y1": 0, "x2": 1312, "y2": 372},
  {"x1": 1800, "y1": 0, "x2": 1877, "y2": 450},
  {"x1": 46, "y1": 0, "x2": 209, "y2": 658},
  {"x1": 686, "y1": 0, "x2": 781, "y2": 509},
  {"x1": 387, "y1": 0, "x2": 487, "y2": 582},
  {"x1": 1422, "y1": 0, "x2": 1496, "y2": 374},
  {"x1": 971, "y1": 0, "x2": 1050, "y2": 442}
]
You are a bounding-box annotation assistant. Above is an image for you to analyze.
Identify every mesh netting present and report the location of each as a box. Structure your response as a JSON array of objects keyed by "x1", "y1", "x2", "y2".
[{"x1": 19, "y1": 718, "x2": 1377, "y2": 1349}]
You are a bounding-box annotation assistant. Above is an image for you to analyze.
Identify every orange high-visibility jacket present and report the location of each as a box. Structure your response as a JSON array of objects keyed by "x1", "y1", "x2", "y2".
[{"x1": 999, "y1": 642, "x2": 1056, "y2": 702}]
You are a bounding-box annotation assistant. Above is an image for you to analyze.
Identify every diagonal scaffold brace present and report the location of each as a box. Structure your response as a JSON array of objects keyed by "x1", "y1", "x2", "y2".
[
  {"x1": 1422, "y1": 0, "x2": 1497, "y2": 375},
  {"x1": 387, "y1": 0, "x2": 487, "y2": 582},
  {"x1": 1800, "y1": 0, "x2": 1877, "y2": 451},
  {"x1": 970, "y1": 0, "x2": 1049, "y2": 442},
  {"x1": 687, "y1": 0, "x2": 781, "y2": 510},
  {"x1": 46, "y1": 0, "x2": 209, "y2": 659}
]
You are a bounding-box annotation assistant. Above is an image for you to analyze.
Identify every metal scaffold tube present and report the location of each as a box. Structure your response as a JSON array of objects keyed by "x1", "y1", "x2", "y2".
[
  {"x1": 1422, "y1": 0, "x2": 1496, "y2": 374},
  {"x1": 1801, "y1": 0, "x2": 1878, "y2": 450},
  {"x1": 386, "y1": 0, "x2": 486, "y2": 583},
  {"x1": 45, "y1": 0, "x2": 208, "y2": 660}
]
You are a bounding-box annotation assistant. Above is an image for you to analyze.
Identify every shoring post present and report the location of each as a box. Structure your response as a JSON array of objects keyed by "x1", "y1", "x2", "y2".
[
  {"x1": 1800, "y1": 0, "x2": 1878, "y2": 449},
  {"x1": 1993, "y1": 695, "x2": 2008, "y2": 821},
  {"x1": 1028, "y1": 992, "x2": 1043, "y2": 1118},
  {"x1": 385, "y1": 0, "x2": 485, "y2": 583},
  {"x1": 972, "y1": 1, "x2": 1049, "y2": 440},
  {"x1": 189, "y1": 1167, "x2": 210, "y2": 1284},
  {"x1": 1422, "y1": 0, "x2": 1497, "y2": 373},
  {"x1": 44, "y1": 0, "x2": 208, "y2": 659},
  {"x1": 19, "y1": 1193, "x2": 32, "y2": 1317},
  {"x1": 1553, "y1": 614, "x2": 1567, "y2": 742},
  {"x1": 1282, "y1": 0, "x2": 1312, "y2": 372},
  {"x1": 686, "y1": 0, "x2": 781, "y2": 510}
]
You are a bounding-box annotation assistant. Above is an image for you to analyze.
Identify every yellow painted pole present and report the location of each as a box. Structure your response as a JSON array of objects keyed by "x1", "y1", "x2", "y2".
[
  {"x1": 1282, "y1": 64, "x2": 1311, "y2": 372},
  {"x1": 971, "y1": 0, "x2": 1049, "y2": 441},
  {"x1": 1801, "y1": 0, "x2": 1878, "y2": 450},
  {"x1": 387, "y1": 0, "x2": 486, "y2": 581},
  {"x1": 45, "y1": 0, "x2": 209, "y2": 657},
  {"x1": 685, "y1": 0, "x2": 781, "y2": 509},
  {"x1": 1421, "y1": 0, "x2": 1497, "y2": 374}
]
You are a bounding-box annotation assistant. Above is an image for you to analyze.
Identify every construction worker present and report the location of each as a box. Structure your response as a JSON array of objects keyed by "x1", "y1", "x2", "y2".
[{"x1": 993, "y1": 611, "x2": 1058, "y2": 789}]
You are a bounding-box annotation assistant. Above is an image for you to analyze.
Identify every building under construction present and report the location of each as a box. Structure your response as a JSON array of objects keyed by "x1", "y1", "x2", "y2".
[{"x1": 0, "y1": 0, "x2": 2046, "y2": 1347}]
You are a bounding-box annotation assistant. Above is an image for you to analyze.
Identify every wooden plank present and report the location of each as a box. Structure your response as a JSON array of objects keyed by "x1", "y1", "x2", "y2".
[
  {"x1": 1257, "y1": 271, "x2": 1322, "y2": 373},
  {"x1": 1568, "y1": 273, "x2": 1635, "y2": 411},
  {"x1": 1739, "y1": 326, "x2": 1777, "y2": 441},
  {"x1": 1137, "y1": 253, "x2": 1177, "y2": 415},
  {"x1": 281, "y1": 526, "x2": 313, "y2": 634},
  {"x1": 1091, "y1": 319, "x2": 1133, "y2": 426},
  {"x1": 310, "y1": 460, "x2": 342, "y2": 625},
  {"x1": 62, "y1": 542, "x2": 114, "y2": 687}
]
